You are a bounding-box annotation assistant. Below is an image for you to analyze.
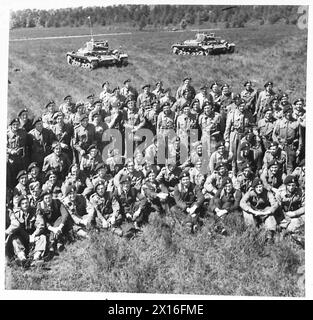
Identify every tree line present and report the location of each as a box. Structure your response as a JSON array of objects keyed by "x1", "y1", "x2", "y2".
[{"x1": 10, "y1": 5, "x2": 300, "y2": 30}]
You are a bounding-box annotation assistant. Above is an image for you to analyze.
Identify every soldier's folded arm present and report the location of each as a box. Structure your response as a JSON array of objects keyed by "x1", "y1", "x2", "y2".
[{"x1": 173, "y1": 187, "x2": 187, "y2": 211}]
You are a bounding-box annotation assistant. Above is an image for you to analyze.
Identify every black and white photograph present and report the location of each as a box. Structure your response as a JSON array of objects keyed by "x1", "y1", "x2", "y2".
[{"x1": 2, "y1": 0, "x2": 311, "y2": 298}]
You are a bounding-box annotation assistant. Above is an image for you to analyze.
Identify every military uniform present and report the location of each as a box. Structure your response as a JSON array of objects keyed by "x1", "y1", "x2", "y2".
[
  {"x1": 113, "y1": 167, "x2": 144, "y2": 190},
  {"x1": 42, "y1": 152, "x2": 71, "y2": 180},
  {"x1": 28, "y1": 127, "x2": 54, "y2": 167},
  {"x1": 157, "y1": 110, "x2": 176, "y2": 135},
  {"x1": 7, "y1": 126, "x2": 28, "y2": 185},
  {"x1": 257, "y1": 117, "x2": 276, "y2": 150},
  {"x1": 73, "y1": 122, "x2": 96, "y2": 160},
  {"x1": 42, "y1": 112, "x2": 55, "y2": 130},
  {"x1": 272, "y1": 116, "x2": 301, "y2": 173},
  {"x1": 239, "y1": 180, "x2": 278, "y2": 232},
  {"x1": 176, "y1": 113, "x2": 198, "y2": 147},
  {"x1": 276, "y1": 177, "x2": 304, "y2": 233},
  {"x1": 255, "y1": 89, "x2": 276, "y2": 120},
  {"x1": 235, "y1": 171, "x2": 255, "y2": 194},
  {"x1": 198, "y1": 112, "x2": 222, "y2": 158},
  {"x1": 260, "y1": 168, "x2": 286, "y2": 193},
  {"x1": 176, "y1": 84, "x2": 196, "y2": 100},
  {"x1": 240, "y1": 87, "x2": 257, "y2": 113}
]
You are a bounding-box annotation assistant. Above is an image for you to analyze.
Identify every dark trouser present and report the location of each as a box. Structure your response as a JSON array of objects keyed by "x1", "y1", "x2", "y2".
[
  {"x1": 283, "y1": 145, "x2": 297, "y2": 174},
  {"x1": 170, "y1": 205, "x2": 200, "y2": 230}
]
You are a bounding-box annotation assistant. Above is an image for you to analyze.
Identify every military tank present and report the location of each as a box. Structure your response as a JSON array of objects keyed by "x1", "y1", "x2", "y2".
[
  {"x1": 66, "y1": 38, "x2": 128, "y2": 70},
  {"x1": 172, "y1": 32, "x2": 235, "y2": 56}
]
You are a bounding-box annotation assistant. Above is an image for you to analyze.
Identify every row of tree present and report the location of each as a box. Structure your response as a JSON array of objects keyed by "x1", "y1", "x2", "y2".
[{"x1": 10, "y1": 5, "x2": 301, "y2": 30}]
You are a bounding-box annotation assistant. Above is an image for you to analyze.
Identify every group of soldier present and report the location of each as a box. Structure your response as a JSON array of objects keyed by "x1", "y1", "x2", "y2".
[{"x1": 6, "y1": 77, "x2": 305, "y2": 266}]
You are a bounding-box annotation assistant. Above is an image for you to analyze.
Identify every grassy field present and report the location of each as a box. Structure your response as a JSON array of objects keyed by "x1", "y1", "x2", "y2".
[
  {"x1": 8, "y1": 24, "x2": 307, "y2": 119},
  {"x1": 6, "y1": 24, "x2": 307, "y2": 296}
]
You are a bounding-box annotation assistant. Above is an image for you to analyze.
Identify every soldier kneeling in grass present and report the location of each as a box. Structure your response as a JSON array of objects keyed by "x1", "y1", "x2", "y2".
[
  {"x1": 210, "y1": 177, "x2": 242, "y2": 236},
  {"x1": 87, "y1": 180, "x2": 122, "y2": 232},
  {"x1": 6, "y1": 195, "x2": 47, "y2": 267},
  {"x1": 171, "y1": 171, "x2": 205, "y2": 233},
  {"x1": 240, "y1": 178, "x2": 279, "y2": 244}
]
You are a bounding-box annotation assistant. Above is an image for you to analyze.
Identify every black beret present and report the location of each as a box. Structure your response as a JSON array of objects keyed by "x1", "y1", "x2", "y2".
[
  {"x1": 10, "y1": 118, "x2": 20, "y2": 126},
  {"x1": 45, "y1": 100, "x2": 55, "y2": 108},
  {"x1": 215, "y1": 161, "x2": 227, "y2": 170},
  {"x1": 39, "y1": 189, "x2": 52, "y2": 201},
  {"x1": 94, "y1": 180, "x2": 105, "y2": 190},
  {"x1": 240, "y1": 141, "x2": 250, "y2": 151},
  {"x1": 284, "y1": 175, "x2": 298, "y2": 185},
  {"x1": 267, "y1": 159, "x2": 279, "y2": 168},
  {"x1": 221, "y1": 83, "x2": 229, "y2": 90},
  {"x1": 18, "y1": 108, "x2": 28, "y2": 117},
  {"x1": 87, "y1": 144, "x2": 98, "y2": 153},
  {"x1": 63, "y1": 185, "x2": 77, "y2": 197},
  {"x1": 92, "y1": 100, "x2": 102, "y2": 106},
  {"x1": 142, "y1": 84, "x2": 151, "y2": 90},
  {"x1": 200, "y1": 85, "x2": 207, "y2": 90},
  {"x1": 263, "y1": 106, "x2": 273, "y2": 114},
  {"x1": 283, "y1": 105, "x2": 293, "y2": 114},
  {"x1": 244, "y1": 81, "x2": 252, "y2": 86},
  {"x1": 80, "y1": 114, "x2": 88, "y2": 122},
  {"x1": 87, "y1": 94, "x2": 95, "y2": 99},
  {"x1": 53, "y1": 111, "x2": 63, "y2": 120},
  {"x1": 95, "y1": 163, "x2": 106, "y2": 172},
  {"x1": 238, "y1": 161, "x2": 251, "y2": 172},
  {"x1": 210, "y1": 82, "x2": 219, "y2": 89},
  {"x1": 112, "y1": 87, "x2": 120, "y2": 93},
  {"x1": 120, "y1": 175, "x2": 131, "y2": 183},
  {"x1": 216, "y1": 141, "x2": 225, "y2": 150},
  {"x1": 27, "y1": 162, "x2": 39, "y2": 172},
  {"x1": 269, "y1": 141, "x2": 279, "y2": 148},
  {"x1": 264, "y1": 81, "x2": 273, "y2": 88},
  {"x1": 123, "y1": 79, "x2": 131, "y2": 85},
  {"x1": 101, "y1": 81, "x2": 109, "y2": 88},
  {"x1": 63, "y1": 95, "x2": 72, "y2": 101},
  {"x1": 155, "y1": 80, "x2": 163, "y2": 86},
  {"x1": 32, "y1": 117, "x2": 42, "y2": 126},
  {"x1": 17, "y1": 195, "x2": 28, "y2": 206},
  {"x1": 183, "y1": 77, "x2": 191, "y2": 82},
  {"x1": 45, "y1": 169, "x2": 57, "y2": 179},
  {"x1": 221, "y1": 177, "x2": 232, "y2": 188},
  {"x1": 294, "y1": 98, "x2": 304, "y2": 105},
  {"x1": 251, "y1": 178, "x2": 263, "y2": 188},
  {"x1": 16, "y1": 170, "x2": 27, "y2": 180},
  {"x1": 179, "y1": 171, "x2": 190, "y2": 180}
]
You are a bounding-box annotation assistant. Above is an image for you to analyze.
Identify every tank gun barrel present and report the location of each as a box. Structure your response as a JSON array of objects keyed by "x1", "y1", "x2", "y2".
[{"x1": 88, "y1": 16, "x2": 94, "y2": 41}]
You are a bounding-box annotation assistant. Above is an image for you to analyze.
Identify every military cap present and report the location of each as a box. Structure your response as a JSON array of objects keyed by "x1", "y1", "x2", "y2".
[
  {"x1": 75, "y1": 100, "x2": 85, "y2": 108},
  {"x1": 183, "y1": 77, "x2": 191, "y2": 82},
  {"x1": 264, "y1": 81, "x2": 273, "y2": 88},
  {"x1": 283, "y1": 104, "x2": 293, "y2": 114},
  {"x1": 95, "y1": 163, "x2": 107, "y2": 172},
  {"x1": 216, "y1": 141, "x2": 225, "y2": 150},
  {"x1": 94, "y1": 180, "x2": 105, "y2": 191},
  {"x1": 269, "y1": 141, "x2": 279, "y2": 148},
  {"x1": 203, "y1": 100, "x2": 213, "y2": 107},
  {"x1": 112, "y1": 87, "x2": 120, "y2": 93},
  {"x1": 87, "y1": 144, "x2": 98, "y2": 153},
  {"x1": 193, "y1": 141, "x2": 202, "y2": 148},
  {"x1": 200, "y1": 85, "x2": 207, "y2": 90},
  {"x1": 32, "y1": 116, "x2": 42, "y2": 126},
  {"x1": 52, "y1": 141, "x2": 62, "y2": 150},
  {"x1": 238, "y1": 98, "x2": 246, "y2": 105},
  {"x1": 146, "y1": 169, "x2": 157, "y2": 177},
  {"x1": 18, "y1": 108, "x2": 28, "y2": 117},
  {"x1": 101, "y1": 81, "x2": 109, "y2": 88},
  {"x1": 161, "y1": 101, "x2": 171, "y2": 108},
  {"x1": 79, "y1": 114, "x2": 88, "y2": 122},
  {"x1": 39, "y1": 189, "x2": 52, "y2": 201},
  {"x1": 238, "y1": 161, "x2": 251, "y2": 172},
  {"x1": 63, "y1": 95, "x2": 72, "y2": 101},
  {"x1": 263, "y1": 106, "x2": 273, "y2": 114},
  {"x1": 284, "y1": 175, "x2": 298, "y2": 185},
  {"x1": 52, "y1": 186, "x2": 62, "y2": 194},
  {"x1": 175, "y1": 136, "x2": 181, "y2": 142},
  {"x1": 123, "y1": 79, "x2": 131, "y2": 85},
  {"x1": 92, "y1": 100, "x2": 102, "y2": 106},
  {"x1": 17, "y1": 195, "x2": 28, "y2": 206},
  {"x1": 221, "y1": 177, "x2": 232, "y2": 188},
  {"x1": 215, "y1": 161, "x2": 227, "y2": 170},
  {"x1": 268, "y1": 159, "x2": 279, "y2": 168},
  {"x1": 182, "y1": 89, "x2": 190, "y2": 95},
  {"x1": 64, "y1": 185, "x2": 77, "y2": 197},
  {"x1": 87, "y1": 94, "x2": 95, "y2": 99},
  {"x1": 155, "y1": 80, "x2": 163, "y2": 86},
  {"x1": 240, "y1": 141, "x2": 250, "y2": 151},
  {"x1": 179, "y1": 170, "x2": 190, "y2": 180},
  {"x1": 45, "y1": 100, "x2": 55, "y2": 108},
  {"x1": 281, "y1": 101, "x2": 291, "y2": 107},
  {"x1": 29, "y1": 181, "x2": 41, "y2": 191},
  {"x1": 210, "y1": 82, "x2": 219, "y2": 89},
  {"x1": 53, "y1": 111, "x2": 63, "y2": 120},
  {"x1": 120, "y1": 175, "x2": 131, "y2": 184},
  {"x1": 27, "y1": 162, "x2": 39, "y2": 172},
  {"x1": 221, "y1": 83, "x2": 229, "y2": 90},
  {"x1": 16, "y1": 170, "x2": 27, "y2": 180},
  {"x1": 142, "y1": 84, "x2": 151, "y2": 90},
  {"x1": 68, "y1": 163, "x2": 79, "y2": 174},
  {"x1": 233, "y1": 93, "x2": 241, "y2": 100},
  {"x1": 251, "y1": 178, "x2": 263, "y2": 188},
  {"x1": 280, "y1": 93, "x2": 289, "y2": 99},
  {"x1": 45, "y1": 169, "x2": 57, "y2": 179},
  {"x1": 91, "y1": 112, "x2": 101, "y2": 120},
  {"x1": 244, "y1": 81, "x2": 252, "y2": 86},
  {"x1": 294, "y1": 98, "x2": 305, "y2": 105},
  {"x1": 10, "y1": 118, "x2": 20, "y2": 126},
  {"x1": 191, "y1": 98, "x2": 200, "y2": 105},
  {"x1": 163, "y1": 88, "x2": 171, "y2": 93}
]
